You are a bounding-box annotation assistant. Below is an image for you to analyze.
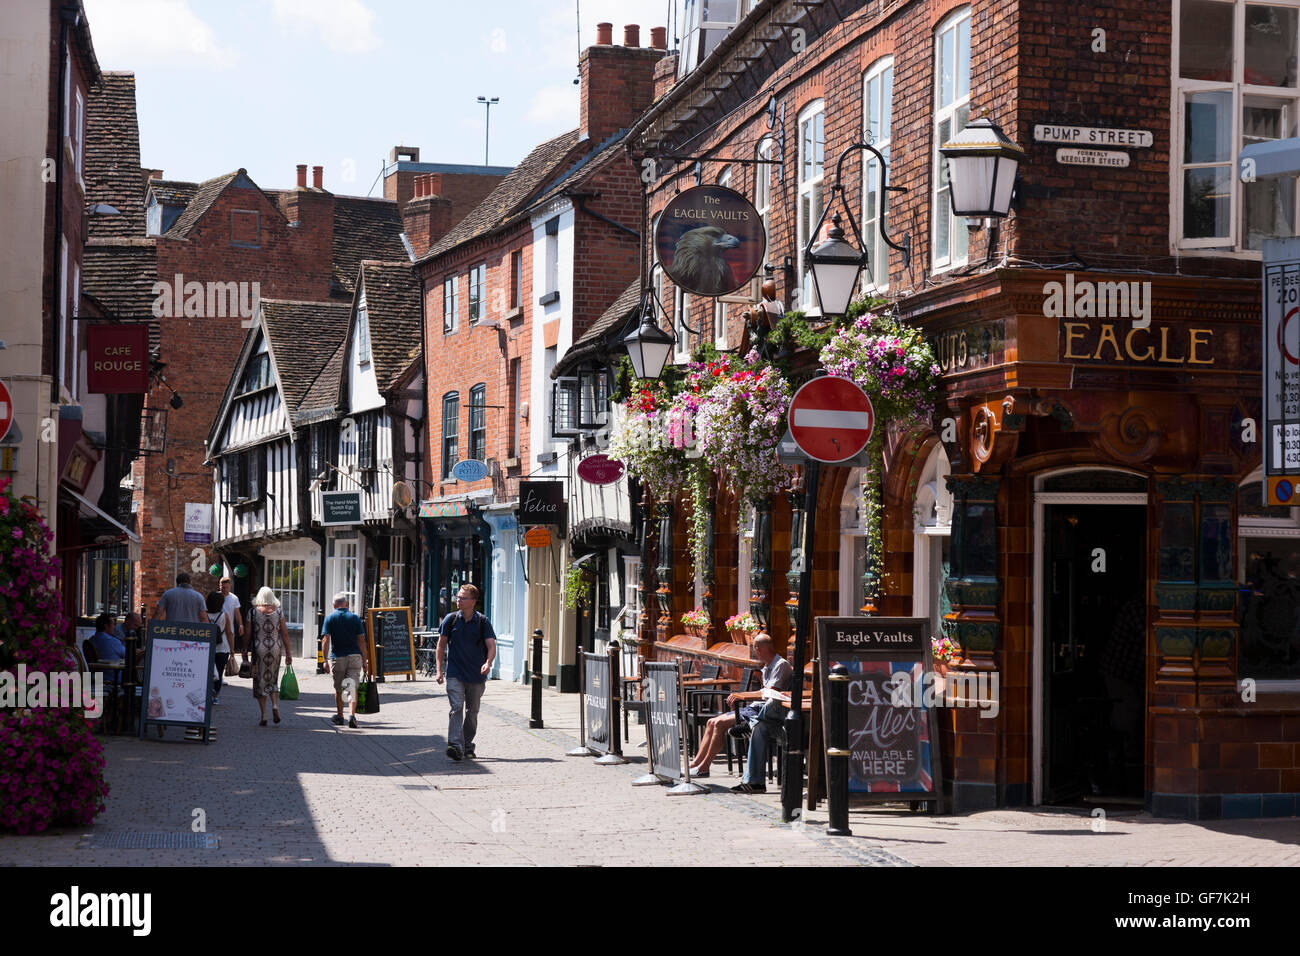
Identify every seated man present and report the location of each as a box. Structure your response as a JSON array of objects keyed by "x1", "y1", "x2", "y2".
[
  {"x1": 90, "y1": 613, "x2": 126, "y2": 664},
  {"x1": 114, "y1": 612, "x2": 144, "y2": 642},
  {"x1": 687, "y1": 632, "x2": 792, "y2": 781}
]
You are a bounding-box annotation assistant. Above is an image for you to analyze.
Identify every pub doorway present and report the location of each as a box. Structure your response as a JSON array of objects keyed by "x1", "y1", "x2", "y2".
[{"x1": 1033, "y1": 472, "x2": 1148, "y2": 807}]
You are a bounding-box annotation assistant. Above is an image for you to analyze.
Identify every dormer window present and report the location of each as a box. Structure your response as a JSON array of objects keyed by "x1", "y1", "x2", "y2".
[
  {"x1": 239, "y1": 353, "x2": 271, "y2": 394},
  {"x1": 357, "y1": 307, "x2": 371, "y2": 365},
  {"x1": 679, "y1": 0, "x2": 744, "y2": 77},
  {"x1": 146, "y1": 198, "x2": 184, "y2": 236}
]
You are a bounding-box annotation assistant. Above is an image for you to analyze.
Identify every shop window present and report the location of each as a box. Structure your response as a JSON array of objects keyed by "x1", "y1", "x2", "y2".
[
  {"x1": 1238, "y1": 475, "x2": 1300, "y2": 679},
  {"x1": 797, "y1": 100, "x2": 826, "y2": 311},
  {"x1": 863, "y1": 56, "x2": 894, "y2": 292},
  {"x1": 266, "y1": 559, "x2": 305, "y2": 634},
  {"x1": 1176, "y1": 0, "x2": 1300, "y2": 251},
  {"x1": 79, "y1": 546, "x2": 132, "y2": 618},
  {"x1": 933, "y1": 8, "x2": 971, "y2": 270}
]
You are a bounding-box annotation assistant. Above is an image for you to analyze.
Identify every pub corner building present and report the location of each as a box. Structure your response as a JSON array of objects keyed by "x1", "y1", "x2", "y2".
[{"x1": 620, "y1": 0, "x2": 1300, "y2": 819}]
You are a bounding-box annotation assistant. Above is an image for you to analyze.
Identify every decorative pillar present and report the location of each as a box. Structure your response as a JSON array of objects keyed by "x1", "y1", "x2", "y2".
[
  {"x1": 944, "y1": 475, "x2": 1001, "y2": 671},
  {"x1": 1153, "y1": 479, "x2": 1198, "y2": 682},
  {"x1": 749, "y1": 497, "x2": 772, "y2": 629},
  {"x1": 1195, "y1": 479, "x2": 1237, "y2": 689},
  {"x1": 655, "y1": 501, "x2": 674, "y2": 643},
  {"x1": 785, "y1": 487, "x2": 805, "y2": 628}
]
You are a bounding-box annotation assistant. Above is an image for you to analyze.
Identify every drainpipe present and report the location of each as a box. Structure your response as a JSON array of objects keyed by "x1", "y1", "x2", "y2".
[{"x1": 51, "y1": 5, "x2": 79, "y2": 404}]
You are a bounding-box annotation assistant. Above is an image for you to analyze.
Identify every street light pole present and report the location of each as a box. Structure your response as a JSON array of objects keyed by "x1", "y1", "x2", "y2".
[{"x1": 477, "y1": 96, "x2": 499, "y2": 166}]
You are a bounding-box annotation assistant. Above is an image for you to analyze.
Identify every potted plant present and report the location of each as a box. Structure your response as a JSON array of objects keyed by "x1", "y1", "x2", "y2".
[
  {"x1": 931, "y1": 634, "x2": 960, "y2": 680},
  {"x1": 562, "y1": 565, "x2": 593, "y2": 613},
  {"x1": 725, "y1": 612, "x2": 759, "y2": 645},
  {"x1": 680, "y1": 607, "x2": 711, "y2": 639}
]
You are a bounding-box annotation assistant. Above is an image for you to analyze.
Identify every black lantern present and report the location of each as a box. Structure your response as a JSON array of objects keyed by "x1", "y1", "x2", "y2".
[
  {"x1": 939, "y1": 116, "x2": 1025, "y2": 219},
  {"x1": 806, "y1": 213, "x2": 867, "y2": 320},
  {"x1": 622, "y1": 302, "x2": 675, "y2": 382}
]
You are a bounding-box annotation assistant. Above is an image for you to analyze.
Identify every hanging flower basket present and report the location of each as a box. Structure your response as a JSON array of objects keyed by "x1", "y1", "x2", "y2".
[
  {"x1": 607, "y1": 388, "x2": 689, "y2": 499},
  {"x1": 695, "y1": 350, "x2": 793, "y2": 506}
]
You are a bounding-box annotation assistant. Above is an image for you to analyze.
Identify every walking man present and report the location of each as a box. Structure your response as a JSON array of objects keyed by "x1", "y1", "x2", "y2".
[
  {"x1": 155, "y1": 572, "x2": 209, "y2": 623},
  {"x1": 322, "y1": 593, "x2": 369, "y2": 728},
  {"x1": 435, "y1": 584, "x2": 495, "y2": 760},
  {"x1": 219, "y1": 576, "x2": 244, "y2": 652}
]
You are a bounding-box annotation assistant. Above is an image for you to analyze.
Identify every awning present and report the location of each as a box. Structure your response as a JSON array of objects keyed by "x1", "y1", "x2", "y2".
[{"x1": 60, "y1": 487, "x2": 141, "y2": 560}]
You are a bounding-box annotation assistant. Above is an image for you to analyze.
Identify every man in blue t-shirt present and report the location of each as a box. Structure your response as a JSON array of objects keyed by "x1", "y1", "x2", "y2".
[
  {"x1": 321, "y1": 593, "x2": 370, "y2": 728},
  {"x1": 435, "y1": 583, "x2": 496, "y2": 760}
]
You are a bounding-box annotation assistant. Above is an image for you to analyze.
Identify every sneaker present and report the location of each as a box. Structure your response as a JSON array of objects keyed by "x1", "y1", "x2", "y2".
[
  {"x1": 348, "y1": 716, "x2": 357, "y2": 729},
  {"x1": 331, "y1": 714, "x2": 345, "y2": 726},
  {"x1": 464, "y1": 746, "x2": 476, "y2": 758},
  {"x1": 690, "y1": 767, "x2": 710, "y2": 778},
  {"x1": 212, "y1": 695, "x2": 221, "y2": 705},
  {"x1": 731, "y1": 782, "x2": 766, "y2": 794},
  {"x1": 446, "y1": 744, "x2": 463, "y2": 761}
]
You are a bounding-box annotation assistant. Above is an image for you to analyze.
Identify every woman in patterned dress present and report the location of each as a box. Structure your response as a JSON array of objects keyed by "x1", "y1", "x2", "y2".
[{"x1": 243, "y1": 586, "x2": 293, "y2": 726}]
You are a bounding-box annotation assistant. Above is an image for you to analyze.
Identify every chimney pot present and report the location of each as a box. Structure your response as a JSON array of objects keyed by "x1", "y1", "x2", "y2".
[
  {"x1": 596, "y1": 22, "x2": 612, "y2": 45},
  {"x1": 312, "y1": 165, "x2": 323, "y2": 189},
  {"x1": 651, "y1": 26, "x2": 667, "y2": 50},
  {"x1": 414, "y1": 174, "x2": 424, "y2": 198},
  {"x1": 428, "y1": 173, "x2": 442, "y2": 196},
  {"x1": 296, "y1": 164, "x2": 307, "y2": 189},
  {"x1": 624, "y1": 24, "x2": 640, "y2": 47}
]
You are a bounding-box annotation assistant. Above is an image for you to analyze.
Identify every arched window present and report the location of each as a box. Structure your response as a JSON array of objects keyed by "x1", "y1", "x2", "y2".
[
  {"x1": 441, "y1": 392, "x2": 459, "y2": 478},
  {"x1": 911, "y1": 445, "x2": 953, "y2": 637}
]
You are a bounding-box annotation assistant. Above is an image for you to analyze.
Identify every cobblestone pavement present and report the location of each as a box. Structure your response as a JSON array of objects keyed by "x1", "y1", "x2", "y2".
[{"x1": 1, "y1": 670, "x2": 1297, "y2": 866}]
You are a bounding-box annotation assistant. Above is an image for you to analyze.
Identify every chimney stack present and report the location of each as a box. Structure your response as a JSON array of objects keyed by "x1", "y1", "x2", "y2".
[
  {"x1": 624, "y1": 24, "x2": 640, "y2": 47},
  {"x1": 651, "y1": 27, "x2": 666, "y2": 50},
  {"x1": 296, "y1": 164, "x2": 307, "y2": 189},
  {"x1": 596, "y1": 22, "x2": 612, "y2": 45},
  {"x1": 312, "y1": 165, "x2": 323, "y2": 189},
  {"x1": 580, "y1": 25, "x2": 666, "y2": 143}
]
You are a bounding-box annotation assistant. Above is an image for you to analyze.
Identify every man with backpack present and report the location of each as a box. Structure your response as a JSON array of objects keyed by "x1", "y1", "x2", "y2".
[{"x1": 435, "y1": 583, "x2": 496, "y2": 760}]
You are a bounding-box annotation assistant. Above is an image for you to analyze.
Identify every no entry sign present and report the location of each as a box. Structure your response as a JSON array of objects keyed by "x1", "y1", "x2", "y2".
[
  {"x1": 788, "y1": 376, "x2": 874, "y2": 463},
  {"x1": 0, "y1": 379, "x2": 11, "y2": 444}
]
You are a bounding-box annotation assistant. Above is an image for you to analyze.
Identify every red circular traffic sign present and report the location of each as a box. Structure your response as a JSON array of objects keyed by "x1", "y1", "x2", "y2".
[
  {"x1": 788, "y1": 376, "x2": 874, "y2": 463},
  {"x1": 0, "y1": 379, "x2": 12, "y2": 444}
]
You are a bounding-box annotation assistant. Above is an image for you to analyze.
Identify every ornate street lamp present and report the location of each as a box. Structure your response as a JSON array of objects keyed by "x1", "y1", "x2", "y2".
[
  {"x1": 803, "y1": 140, "x2": 911, "y2": 318},
  {"x1": 939, "y1": 116, "x2": 1025, "y2": 219},
  {"x1": 621, "y1": 295, "x2": 676, "y2": 382}
]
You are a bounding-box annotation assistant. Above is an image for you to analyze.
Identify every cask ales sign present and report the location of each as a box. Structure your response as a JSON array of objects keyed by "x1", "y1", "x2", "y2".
[{"x1": 815, "y1": 617, "x2": 942, "y2": 804}]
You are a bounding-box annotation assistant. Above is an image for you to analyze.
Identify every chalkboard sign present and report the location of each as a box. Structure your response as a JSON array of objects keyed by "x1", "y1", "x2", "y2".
[
  {"x1": 139, "y1": 620, "x2": 217, "y2": 741},
  {"x1": 366, "y1": 607, "x2": 415, "y2": 681},
  {"x1": 644, "y1": 661, "x2": 684, "y2": 782},
  {"x1": 815, "y1": 617, "x2": 943, "y2": 804},
  {"x1": 582, "y1": 651, "x2": 612, "y2": 755}
]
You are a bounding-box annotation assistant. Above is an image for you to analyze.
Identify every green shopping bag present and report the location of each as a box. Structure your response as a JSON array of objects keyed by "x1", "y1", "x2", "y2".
[{"x1": 279, "y1": 662, "x2": 300, "y2": 700}]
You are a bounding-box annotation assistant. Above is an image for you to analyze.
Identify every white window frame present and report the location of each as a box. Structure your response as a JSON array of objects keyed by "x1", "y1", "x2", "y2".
[
  {"x1": 623, "y1": 555, "x2": 642, "y2": 632},
  {"x1": 755, "y1": 137, "x2": 774, "y2": 255},
  {"x1": 673, "y1": 287, "x2": 691, "y2": 364},
  {"x1": 933, "y1": 7, "x2": 972, "y2": 272},
  {"x1": 679, "y1": 0, "x2": 743, "y2": 77},
  {"x1": 715, "y1": 166, "x2": 733, "y2": 347},
  {"x1": 863, "y1": 56, "x2": 894, "y2": 294},
  {"x1": 797, "y1": 100, "x2": 826, "y2": 314},
  {"x1": 74, "y1": 87, "x2": 85, "y2": 187},
  {"x1": 1172, "y1": 0, "x2": 1300, "y2": 255},
  {"x1": 443, "y1": 275, "x2": 459, "y2": 334},
  {"x1": 356, "y1": 305, "x2": 371, "y2": 365},
  {"x1": 468, "y1": 262, "x2": 486, "y2": 322}
]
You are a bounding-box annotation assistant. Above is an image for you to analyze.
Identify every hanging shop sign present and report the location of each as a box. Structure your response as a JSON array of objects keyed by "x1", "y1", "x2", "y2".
[
  {"x1": 418, "y1": 500, "x2": 470, "y2": 519},
  {"x1": 576, "y1": 453, "x2": 625, "y2": 486},
  {"x1": 788, "y1": 376, "x2": 875, "y2": 464},
  {"x1": 518, "y1": 480, "x2": 566, "y2": 526},
  {"x1": 1263, "y1": 237, "x2": 1300, "y2": 505},
  {"x1": 1032, "y1": 124, "x2": 1153, "y2": 148},
  {"x1": 1055, "y1": 147, "x2": 1131, "y2": 168},
  {"x1": 321, "y1": 490, "x2": 363, "y2": 526},
  {"x1": 86, "y1": 323, "x2": 150, "y2": 393},
  {"x1": 183, "y1": 502, "x2": 212, "y2": 544},
  {"x1": 524, "y1": 526, "x2": 552, "y2": 548},
  {"x1": 655, "y1": 185, "x2": 767, "y2": 297},
  {"x1": 451, "y1": 458, "x2": 490, "y2": 483}
]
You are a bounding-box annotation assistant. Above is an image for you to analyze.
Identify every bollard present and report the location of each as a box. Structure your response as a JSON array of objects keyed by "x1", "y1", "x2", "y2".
[
  {"x1": 529, "y1": 628, "x2": 544, "y2": 728},
  {"x1": 595, "y1": 640, "x2": 627, "y2": 764},
  {"x1": 374, "y1": 643, "x2": 385, "y2": 683},
  {"x1": 826, "y1": 663, "x2": 853, "y2": 836}
]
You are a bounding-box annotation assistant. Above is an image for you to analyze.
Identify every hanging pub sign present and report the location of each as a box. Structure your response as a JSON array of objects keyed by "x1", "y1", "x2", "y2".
[
  {"x1": 1262, "y1": 237, "x2": 1300, "y2": 506},
  {"x1": 576, "y1": 453, "x2": 625, "y2": 486},
  {"x1": 86, "y1": 323, "x2": 150, "y2": 394},
  {"x1": 655, "y1": 185, "x2": 767, "y2": 297},
  {"x1": 321, "y1": 490, "x2": 362, "y2": 526},
  {"x1": 518, "y1": 480, "x2": 566, "y2": 526}
]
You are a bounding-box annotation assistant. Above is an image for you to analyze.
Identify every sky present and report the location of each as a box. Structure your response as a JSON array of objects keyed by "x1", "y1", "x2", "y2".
[{"x1": 81, "y1": 0, "x2": 686, "y2": 193}]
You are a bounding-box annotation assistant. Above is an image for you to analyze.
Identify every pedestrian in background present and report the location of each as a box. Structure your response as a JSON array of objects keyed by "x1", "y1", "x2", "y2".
[
  {"x1": 205, "y1": 591, "x2": 234, "y2": 704},
  {"x1": 219, "y1": 576, "x2": 244, "y2": 653},
  {"x1": 322, "y1": 592, "x2": 369, "y2": 728},
  {"x1": 155, "y1": 572, "x2": 208, "y2": 623},
  {"x1": 246, "y1": 586, "x2": 292, "y2": 726},
  {"x1": 436, "y1": 583, "x2": 496, "y2": 760}
]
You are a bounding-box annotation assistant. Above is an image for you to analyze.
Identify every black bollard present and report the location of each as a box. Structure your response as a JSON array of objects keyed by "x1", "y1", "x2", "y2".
[
  {"x1": 374, "y1": 643, "x2": 385, "y2": 683},
  {"x1": 529, "y1": 628, "x2": 544, "y2": 728},
  {"x1": 826, "y1": 663, "x2": 853, "y2": 836},
  {"x1": 316, "y1": 608, "x2": 327, "y2": 674},
  {"x1": 608, "y1": 641, "x2": 622, "y2": 756}
]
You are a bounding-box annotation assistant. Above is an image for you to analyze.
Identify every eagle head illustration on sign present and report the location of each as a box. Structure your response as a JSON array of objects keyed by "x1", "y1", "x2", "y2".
[{"x1": 656, "y1": 185, "x2": 767, "y2": 298}]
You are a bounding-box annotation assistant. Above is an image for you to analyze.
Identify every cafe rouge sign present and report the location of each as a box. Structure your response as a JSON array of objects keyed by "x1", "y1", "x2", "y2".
[{"x1": 87, "y1": 323, "x2": 149, "y2": 393}]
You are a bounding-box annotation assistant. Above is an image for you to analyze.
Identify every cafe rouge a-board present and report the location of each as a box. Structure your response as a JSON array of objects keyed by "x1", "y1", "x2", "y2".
[{"x1": 886, "y1": 268, "x2": 1285, "y2": 818}]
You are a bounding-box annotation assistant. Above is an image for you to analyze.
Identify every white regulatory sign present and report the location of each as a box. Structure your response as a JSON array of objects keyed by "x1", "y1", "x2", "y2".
[{"x1": 1263, "y1": 238, "x2": 1300, "y2": 475}]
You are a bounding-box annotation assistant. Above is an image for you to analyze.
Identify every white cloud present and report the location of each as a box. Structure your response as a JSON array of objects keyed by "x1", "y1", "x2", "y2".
[
  {"x1": 527, "y1": 84, "x2": 579, "y2": 128},
  {"x1": 82, "y1": 0, "x2": 238, "y2": 69},
  {"x1": 271, "y1": 0, "x2": 380, "y2": 55}
]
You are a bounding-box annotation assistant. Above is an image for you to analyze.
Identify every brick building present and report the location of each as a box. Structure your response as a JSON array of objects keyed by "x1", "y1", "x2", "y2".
[
  {"x1": 618, "y1": 0, "x2": 1297, "y2": 818},
  {"x1": 417, "y1": 23, "x2": 664, "y2": 688}
]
